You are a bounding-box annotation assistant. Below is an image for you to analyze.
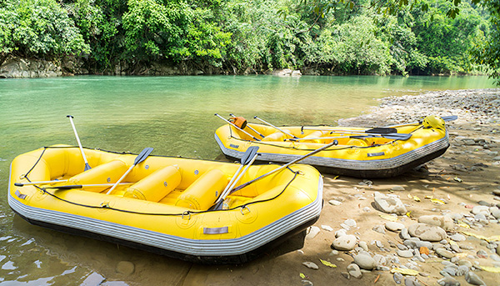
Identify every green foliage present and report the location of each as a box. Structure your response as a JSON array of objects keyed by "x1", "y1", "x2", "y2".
[
  {"x1": 0, "y1": 0, "x2": 494, "y2": 78},
  {"x1": 0, "y1": 0, "x2": 89, "y2": 61}
]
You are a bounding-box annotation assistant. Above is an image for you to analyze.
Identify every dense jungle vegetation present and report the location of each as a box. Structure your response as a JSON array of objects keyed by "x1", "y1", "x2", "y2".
[{"x1": 0, "y1": 0, "x2": 498, "y2": 79}]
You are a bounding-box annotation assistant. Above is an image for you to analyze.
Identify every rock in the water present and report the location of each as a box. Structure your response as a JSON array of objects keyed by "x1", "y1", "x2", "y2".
[
  {"x1": 332, "y1": 234, "x2": 357, "y2": 251},
  {"x1": 353, "y1": 253, "x2": 376, "y2": 270},
  {"x1": 418, "y1": 215, "x2": 455, "y2": 231},
  {"x1": 116, "y1": 261, "x2": 135, "y2": 275},
  {"x1": 465, "y1": 272, "x2": 486, "y2": 285},
  {"x1": 347, "y1": 263, "x2": 362, "y2": 279},
  {"x1": 373, "y1": 192, "x2": 407, "y2": 215},
  {"x1": 306, "y1": 226, "x2": 320, "y2": 239},
  {"x1": 302, "y1": 261, "x2": 319, "y2": 270},
  {"x1": 408, "y1": 223, "x2": 447, "y2": 242},
  {"x1": 386, "y1": 222, "x2": 405, "y2": 232}
]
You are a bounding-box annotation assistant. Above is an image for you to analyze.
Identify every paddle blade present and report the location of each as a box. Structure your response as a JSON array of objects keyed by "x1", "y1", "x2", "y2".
[
  {"x1": 134, "y1": 147, "x2": 154, "y2": 165},
  {"x1": 365, "y1": 127, "x2": 398, "y2": 134},
  {"x1": 84, "y1": 163, "x2": 91, "y2": 171},
  {"x1": 241, "y1": 146, "x2": 259, "y2": 165},
  {"x1": 382, "y1": 133, "x2": 412, "y2": 140},
  {"x1": 441, "y1": 115, "x2": 458, "y2": 122}
]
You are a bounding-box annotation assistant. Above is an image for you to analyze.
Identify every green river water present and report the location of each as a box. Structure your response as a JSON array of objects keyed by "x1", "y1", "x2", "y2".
[{"x1": 0, "y1": 75, "x2": 495, "y2": 285}]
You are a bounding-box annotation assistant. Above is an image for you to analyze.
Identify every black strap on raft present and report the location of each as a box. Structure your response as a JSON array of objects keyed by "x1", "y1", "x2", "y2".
[{"x1": 21, "y1": 146, "x2": 299, "y2": 216}]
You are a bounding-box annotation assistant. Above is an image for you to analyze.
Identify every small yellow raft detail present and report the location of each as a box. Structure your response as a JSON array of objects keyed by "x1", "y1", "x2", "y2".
[{"x1": 9, "y1": 146, "x2": 322, "y2": 264}]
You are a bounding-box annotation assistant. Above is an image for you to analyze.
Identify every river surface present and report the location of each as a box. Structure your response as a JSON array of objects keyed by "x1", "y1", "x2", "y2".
[{"x1": 0, "y1": 75, "x2": 495, "y2": 285}]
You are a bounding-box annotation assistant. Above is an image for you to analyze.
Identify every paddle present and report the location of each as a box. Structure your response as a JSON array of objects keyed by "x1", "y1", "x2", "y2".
[
  {"x1": 212, "y1": 146, "x2": 260, "y2": 210},
  {"x1": 229, "y1": 113, "x2": 265, "y2": 138},
  {"x1": 253, "y1": 116, "x2": 298, "y2": 139},
  {"x1": 67, "y1": 115, "x2": 91, "y2": 171},
  {"x1": 226, "y1": 140, "x2": 337, "y2": 196},
  {"x1": 286, "y1": 132, "x2": 412, "y2": 141},
  {"x1": 50, "y1": 183, "x2": 133, "y2": 190},
  {"x1": 302, "y1": 126, "x2": 398, "y2": 135},
  {"x1": 15, "y1": 180, "x2": 69, "y2": 187},
  {"x1": 215, "y1": 113, "x2": 261, "y2": 141},
  {"x1": 105, "y1": 147, "x2": 154, "y2": 195}
]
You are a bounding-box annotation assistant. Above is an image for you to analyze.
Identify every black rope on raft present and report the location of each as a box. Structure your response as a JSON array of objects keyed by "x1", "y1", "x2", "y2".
[{"x1": 22, "y1": 146, "x2": 300, "y2": 217}]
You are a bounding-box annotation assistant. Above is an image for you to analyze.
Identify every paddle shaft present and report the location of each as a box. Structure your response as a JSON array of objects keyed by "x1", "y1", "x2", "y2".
[
  {"x1": 15, "y1": 180, "x2": 69, "y2": 187},
  {"x1": 215, "y1": 114, "x2": 261, "y2": 141},
  {"x1": 67, "y1": 115, "x2": 91, "y2": 171},
  {"x1": 213, "y1": 152, "x2": 259, "y2": 209},
  {"x1": 105, "y1": 147, "x2": 153, "y2": 195},
  {"x1": 254, "y1": 116, "x2": 297, "y2": 139},
  {"x1": 228, "y1": 140, "x2": 337, "y2": 195},
  {"x1": 48, "y1": 183, "x2": 133, "y2": 189},
  {"x1": 285, "y1": 133, "x2": 411, "y2": 141}
]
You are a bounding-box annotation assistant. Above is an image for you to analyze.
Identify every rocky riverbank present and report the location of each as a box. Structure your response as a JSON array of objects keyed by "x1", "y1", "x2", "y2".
[{"x1": 177, "y1": 89, "x2": 500, "y2": 286}]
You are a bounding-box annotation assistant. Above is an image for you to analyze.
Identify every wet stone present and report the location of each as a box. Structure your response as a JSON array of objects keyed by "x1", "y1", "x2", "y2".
[
  {"x1": 408, "y1": 223, "x2": 447, "y2": 242},
  {"x1": 353, "y1": 253, "x2": 376, "y2": 270},
  {"x1": 332, "y1": 234, "x2": 357, "y2": 251},
  {"x1": 116, "y1": 261, "x2": 135, "y2": 275},
  {"x1": 465, "y1": 272, "x2": 486, "y2": 286},
  {"x1": 347, "y1": 263, "x2": 362, "y2": 279}
]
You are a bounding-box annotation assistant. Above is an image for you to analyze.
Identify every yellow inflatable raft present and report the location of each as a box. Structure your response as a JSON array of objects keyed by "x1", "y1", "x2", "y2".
[
  {"x1": 215, "y1": 115, "x2": 451, "y2": 178},
  {"x1": 9, "y1": 145, "x2": 322, "y2": 264}
]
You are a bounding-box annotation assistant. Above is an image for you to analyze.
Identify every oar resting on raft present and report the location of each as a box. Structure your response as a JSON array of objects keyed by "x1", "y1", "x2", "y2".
[
  {"x1": 215, "y1": 113, "x2": 261, "y2": 141},
  {"x1": 224, "y1": 140, "x2": 338, "y2": 197},
  {"x1": 286, "y1": 132, "x2": 412, "y2": 142},
  {"x1": 211, "y1": 146, "x2": 260, "y2": 210}
]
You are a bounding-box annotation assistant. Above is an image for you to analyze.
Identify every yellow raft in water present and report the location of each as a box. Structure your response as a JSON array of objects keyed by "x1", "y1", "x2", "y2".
[
  {"x1": 9, "y1": 145, "x2": 322, "y2": 264},
  {"x1": 215, "y1": 115, "x2": 451, "y2": 178}
]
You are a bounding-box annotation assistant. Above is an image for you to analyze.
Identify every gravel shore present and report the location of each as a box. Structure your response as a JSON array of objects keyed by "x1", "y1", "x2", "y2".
[{"x1": 179, "y1": 88, "x2": 500, "y2": 286}]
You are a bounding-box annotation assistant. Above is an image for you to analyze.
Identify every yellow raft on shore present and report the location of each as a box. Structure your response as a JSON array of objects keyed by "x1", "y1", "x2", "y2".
[
  {"x1": 9, "y1": 145, "x2": 322, "y2": 264},
  {"x1": 215, "y1": 115, "x2": 452, "y2": 178}
]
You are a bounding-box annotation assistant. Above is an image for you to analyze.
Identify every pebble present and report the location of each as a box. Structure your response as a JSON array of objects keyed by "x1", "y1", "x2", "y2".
[
  {"x1": 400, "y1": 228, "x2": 411, "y2": 240},
  {"x1": 372, "y1": 225, "x2": 386, "y2": 234},
  {"x1": 335, "y1": 229, "x2": 347, "y2": 238},
  {"x1": 393, "y1": 272, "x2": 404, "y2": 284},
  {"x1": 397, "y1": 250, "x2": 414, "y2": 258},
  {"x1": 321, "y1": 225, "x2": 333, "y2": 232},
  {"x1": 449, "y1": 234, "x2": 466, "y2": 242},
  {"x1": 465, "y1": 272, "x2": 486, "y2": 286},
  {"x1": 329, "y1": 199, "x2": 342, "y2": 206},
  {"x1": 116, "y1": 261, "x2": 135, "y2": 275},
  {"x1": 435, "y1": 248, "x2": 455, "y2": 259},
  {"x1": 472, "y1": 205, "x2": 491, "y2": 216},
  {"x1": 419, "y1": 247, "x2": 429, "y2": 255},
  {"x1": 386, "y1": 222, "x2": 405, "y2": 232},
  {"x1": 373, "y1": 192, "x2": 407, "y2": 215},
  {"x1": 358, "y1": 241, "x2": 368, "y2": 252},
  {"x1": 476, "y1": 250, "x2": 488, "y2": 258},
  {"x1": 373, "y1": 254, "x2": 387, "y2": 267},
  {"x1": 306, "y1": 226, "x2": 320, "y2": 239},
  {"x1": 404, "y1": 276, "x2": 421, "y2": 286},
  {"x1": 408, "y1": 223, "x2": 447, "y2": 242},
  {"x1": 418, "y1": 215, "x2": 455, "y2": 231},
  {"x1": 437, "y1": 276, "x2": 460, "y2": 286},
  {"x1": 341, "y1": 272, "x2": 350, "y2": 279},
  {"x1": 347, "y1": 263, "x2": 362, "y2": 279},
  {"x1": 302, "y1": 261, "x2": 319, "y2": 270},
  {"x1": 331, "y1": 234, "x2": 357, "y2": 251},
  {"x1": 344, "y1": 219, "x2": 357, "y2": 228},
  {"x1": 392, "y1": 185, "x2": 405, "y2": 191},
  {"x1": 353, "y1": 253, "x2": 376, "y2": 270}
]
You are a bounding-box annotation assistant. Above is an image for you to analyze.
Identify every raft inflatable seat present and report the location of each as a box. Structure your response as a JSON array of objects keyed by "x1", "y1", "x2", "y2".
[
  {"x1": 302, "y1": 130, "x2": 329, "y2": 144},
  {"x1": 262, "y1": 129, "x2": 292, "y2": 142},
  {"x1": 175, "y1": 168, "x2": 229, "y2": 210},
  {"x1": 123, "y1": 165, "x2": 181, "y2": 202},
  {"x1": 68, "y1": 160, "x2": 128, "y2": 193}
]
